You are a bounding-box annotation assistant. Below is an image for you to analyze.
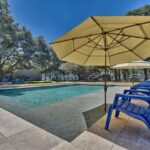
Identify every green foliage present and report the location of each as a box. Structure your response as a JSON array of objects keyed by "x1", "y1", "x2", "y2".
[
  {"x1": 32, "y1": 36, "x2": 60, "y2": 73},
  {"x1": 0, "y1": 0, "x2": 60, "y2": 81},
  {"x1": 0, "y1": 0, "x2": 35, "y2": 79},
  {"x1": 59, "y1": 62, "x2": 102, "y2": 75},
  {"x1": 24, "y1": 80, "x2": 54, "y2": 84},
  {"x1": 126, "y1": 5, "x2": 150, "y2": 16}
]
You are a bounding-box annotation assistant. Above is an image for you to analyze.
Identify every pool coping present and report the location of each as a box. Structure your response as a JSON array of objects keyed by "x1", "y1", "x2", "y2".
[
  {"x1": 0, "y1": 83, "x2": 77, "y2": 90},
  {"x1": 0, "y1": 107, "x2": 65, "y2": 149},
  {"x1": 0, "y1": 81, "x2": 132, "y2": 90},
  {"x1": 0, "y1": 83, "x2": 116, "y2": 91}
]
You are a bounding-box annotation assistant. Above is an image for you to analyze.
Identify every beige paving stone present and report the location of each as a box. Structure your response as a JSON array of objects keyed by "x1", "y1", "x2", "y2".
[
  {"x1": 114, "y1": 137, "x2": 150, "y2": 150},
  {"x1": 72, "y1": 131, "x2": 113, "y2": 150},
  {"x1": 8, "y1": 126, "x2": 63, "y2": 150},
  {"x1": 136, "y1": 122, "x2": 150, "y2": 148},
  {"x1": 89, "y1": 108, "x2": 150, "y2": 150},
  {"x1": 0, "y1": 108, "x2": 20, "y2": 126},
  {"x1": 111, "y1": 144, "x2": 128, "y2": 150},
  {"x1": 0, "y1": 113, "x2": 33, "y2": 137},
  {"x1": 0, "y1": 142, "x2": 17, "y2": 150},
  {"x1": 0, "y1": 134, "x2": 17, "y2": 150},
  {"x1": 0, "y1": 108, "x2": 33, "y2": 137},
  {"x1": 51, "y1": 141, "x2": 81, "y2": 150},
  {"x1": 89, "y1": 113, "x2": 128, "y2": 142},
  {"x1": 117, "y1": 117, "x2": 141, "y2": 143}
]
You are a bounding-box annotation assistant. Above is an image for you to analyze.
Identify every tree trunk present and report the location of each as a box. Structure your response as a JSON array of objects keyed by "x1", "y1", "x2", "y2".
[
  {"x1": 114, "y1": 70, "x2": 118, "y2": 81},
  {"x1": 144, "y1": 69, "x2": 148, "y2": 80},
  {"x1": 122, "y1": 70, "x2": 127, "y2": 81},
  {"x1": 118, "y1": 70, "x2": 121, "y2": 81},
  {"x1": 0, "y1": 65, "x2": 3, "y2": 81}
]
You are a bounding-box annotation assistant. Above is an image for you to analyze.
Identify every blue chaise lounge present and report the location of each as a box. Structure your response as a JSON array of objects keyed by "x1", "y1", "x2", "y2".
[{"x1": 105, "y1": 91, "x2": 150, "y2": 130}]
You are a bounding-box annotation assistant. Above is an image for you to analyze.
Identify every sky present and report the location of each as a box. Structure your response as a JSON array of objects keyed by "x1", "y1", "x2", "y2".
[{"x1": 9, "y1": 0, "x2": 150, "y2": 43}]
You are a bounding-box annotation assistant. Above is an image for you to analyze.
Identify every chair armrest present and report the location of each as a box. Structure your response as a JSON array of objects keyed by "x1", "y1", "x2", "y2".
[
  {"x1": 114, "y1": 93, "x2": 150, "y2": 104},
  {"x1": 131, "y1": 86, "x2": 150, "y2": 91},
  {"x1": 124, "y1": 89, "x2": 150, "y2": 96}
]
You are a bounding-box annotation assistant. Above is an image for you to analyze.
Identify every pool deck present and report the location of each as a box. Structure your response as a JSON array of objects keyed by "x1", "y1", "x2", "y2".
[
  {"x1": 0, "y1": 85, "x2": 127, "y2": 141},
  {"x1": 88, "y1": 111, "x2": 150, "y2": 150},
  {"x1": 0, "y1": 105, "x2": 149, "y2": 150},
  {"x1": 0, "y1": 83, "x2": 149, "y2": 150},
  {"x1": 0, "y1": 81, "x2": 137, "y2": 89},
  {"x1": 0, "y1": 108, "x2": 64, "y2": 150}
]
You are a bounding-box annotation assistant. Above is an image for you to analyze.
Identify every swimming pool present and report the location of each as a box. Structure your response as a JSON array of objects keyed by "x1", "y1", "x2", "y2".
[
  {"x1": 0, "y1": 84, "x2": 117, "y2": 141},
  {"x1": 0, "y1": 84, "x2": 104, "y2": 107}
]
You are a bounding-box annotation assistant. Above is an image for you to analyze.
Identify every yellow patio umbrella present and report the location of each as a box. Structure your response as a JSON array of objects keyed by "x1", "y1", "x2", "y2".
[
  {"x1": 111, "y1": 60, "x2": 150, "y2": 84},
  {"x1": 51, "y1": 16, "x2": 150, "y2": 111},
  {"x1": 112, "y1": 61, "x2": 150, "y2": 69}
]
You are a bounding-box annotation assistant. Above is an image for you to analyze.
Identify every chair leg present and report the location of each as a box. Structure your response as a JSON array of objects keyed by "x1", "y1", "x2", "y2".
[
  {"x1": 105, "y1": 105, "x2": 113, "y2": 130},
  {"x1": 115, "y1": 110, "x2": 120, "y2": 118}
]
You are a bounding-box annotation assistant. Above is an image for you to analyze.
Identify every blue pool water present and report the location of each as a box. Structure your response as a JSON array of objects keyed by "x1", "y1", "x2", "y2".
[{"x1": 0, "y1": 84, "x2": 104, "y2": 107}]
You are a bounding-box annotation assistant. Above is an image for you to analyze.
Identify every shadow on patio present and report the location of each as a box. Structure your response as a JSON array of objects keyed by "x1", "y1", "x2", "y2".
[{"x1": 87, "y1": 102, "x2": 150, "y2": 150}]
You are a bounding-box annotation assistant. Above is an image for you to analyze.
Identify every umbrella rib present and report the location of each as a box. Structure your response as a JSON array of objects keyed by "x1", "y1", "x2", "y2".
[
  {"x1": 50, "y1": 17, "x2": 150, "y2": 44},
  {"x1": 90, "y1": 55, "x2": 105, "y2": 57},
  {"x1": 76, "y1": 51, "x2": 89, "y2": 56},
  {"x1": 83, "y1": 36, "x2": 103, "y2": 65},
  {"x1": 110, "y1": 50, "x2": 130, "y2": 57},
  {"x1": 106, "y1": 20, "x2": 150, "y2": 34},
  {"x1": 85, "y1": 45, "x2": 105, "y2": 51},
  {"x1": 50, "y1": 32, "x2": 102, "y2": 44},
  {"x1": 108, "y1": 36, "x2": 131, "y2": 49},
  {"x1": 60, "y1": 34, "x2": 101, "y2": 60},
  {"x1": 139, "y1": 25, "x2": 148, "y2": 37},
  {"x1": 110, "y1": 39, "x2": 146, "y2": 57},
  {"x1": 87, "y1": 36, "x2": 104, "y2": 49},
  {"x1": 61, "y1": 35, "x2": 99, "y2": 59},
  {"x1": 71, "y1": 39, "x2": 89, "y2": 59},
  {"x1": 108, "y1": 34, "x2": 145, "y2": 60},
  {"x1": 90, "y1": 16, "x2": 104, "y2": 32},
  {"x1": 108, "y1": 29, "x2": 124, "y2": 48},
  {"x1": 86, "y1": 41, "x2": 103, "y2": 49},
  {"x1": 108, "y1": 32, "x2": 150, "y2": 40},
  {"x1": 51, "y1": 20, "x2": 150, "y2": 44}
]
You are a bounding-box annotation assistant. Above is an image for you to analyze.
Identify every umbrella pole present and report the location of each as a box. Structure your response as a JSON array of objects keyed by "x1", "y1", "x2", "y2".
[
  {"x1": 104, "y1": 61, "x2": 107, "y2": 112},
  {"x1": 104, "y1": 34, "x2": 107, "y2": 112},
  {"x1": 132, "y1": 69, "x2": 134, "y2": 85}
]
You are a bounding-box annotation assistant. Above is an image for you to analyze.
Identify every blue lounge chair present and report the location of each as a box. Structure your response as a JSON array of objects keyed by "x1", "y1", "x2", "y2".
[
  {"x1": 131, "y1": 81, "x2": 150, "y2": 91},
  {"x1": 124, "y1": 89, "x2": 150, "y2": 96},
  {"x1": 105, "y1": 93, "x2": 150, "y2": 130}
]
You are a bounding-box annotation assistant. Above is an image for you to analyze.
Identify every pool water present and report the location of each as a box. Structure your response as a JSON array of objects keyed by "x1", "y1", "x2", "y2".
[
  {"x1": 0, "y1": 84, "x2": 104, "y2": 107},
  {"x1": 0, "y1": 84, "x2": 113, "y2": 141}
]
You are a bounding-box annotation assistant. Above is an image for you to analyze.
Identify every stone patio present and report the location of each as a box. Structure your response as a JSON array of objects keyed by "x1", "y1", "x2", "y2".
[
  {"x1": 0, "y1": 108, "x2": 64, "y2": 150},
  {"x1": 0, "y1": 84, "x2": 149, "y2": 149},
  {"x1": 0, "y1": 105, "x2": 149, "y2": 150},
  {"x1": 0, "y1": 86, "x2": 127, "y2": 141},
  {"x1": 88, "y1": 111, "x2": 150, "y2": 150}
]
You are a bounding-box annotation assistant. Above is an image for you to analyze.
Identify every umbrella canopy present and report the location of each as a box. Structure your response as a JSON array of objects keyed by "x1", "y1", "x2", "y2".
[
  {"x1": 111, "y1": 61, "x2": 150, "y2": 69},
  {"x1": 51, "y1": 16, "x2": 150, "y2": 66},
  {"x1": 51, "y1": 16, "x2": 150, "y2": 111}
]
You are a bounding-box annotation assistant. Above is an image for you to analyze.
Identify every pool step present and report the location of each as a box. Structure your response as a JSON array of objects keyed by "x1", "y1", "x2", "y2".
[
  {"x1": 71, "y1": 131, "x2": 114, "y2": 150},
  {"x1": 51, "y1": 141, "x2": 81, "y2": 150}
]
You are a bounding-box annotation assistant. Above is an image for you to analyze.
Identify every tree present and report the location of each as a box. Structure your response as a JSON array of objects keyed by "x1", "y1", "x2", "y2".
[
  {"x1": 126, "y1": 5, "x2": 150, "y2": 16},
  {"x1": 32, "y1": 36, "x2": 60, "y2": 74},
  {"x1": 125, "y1": 5, "x2": 150, "y2": 81},
  {"x1": 0, "y1": 0, "x2": 36, "y2": 80},
  {"x1": 0, "y1": 0, "x2": 19, "y2": 80},
  {"x1": 59, "y1": 62, "x2": 102, "y2": 77}
]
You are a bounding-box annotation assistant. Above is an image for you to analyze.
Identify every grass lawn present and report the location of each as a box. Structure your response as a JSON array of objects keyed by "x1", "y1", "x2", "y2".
[{"x1": 24, "y1": 80, "x2": 55, "y2": 84}]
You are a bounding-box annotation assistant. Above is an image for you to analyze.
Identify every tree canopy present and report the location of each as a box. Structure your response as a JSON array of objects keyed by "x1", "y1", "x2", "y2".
[
  {"x1": 1, "y1": 1, "x2": 150, "y2": 81},
  {"x1": 126, "y1": 5, "x2": 150, "y2": 16},
  {"x1": 0, "y1": 0, "x2": 58, "y2": 81}
]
